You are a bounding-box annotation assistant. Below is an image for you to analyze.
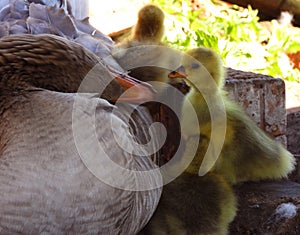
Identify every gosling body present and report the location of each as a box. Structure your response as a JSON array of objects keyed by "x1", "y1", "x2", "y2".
[
  {"x1": 179, "y1": 47, "x2": 295, "y2": 184},
  {"x1": 139, "y1": 172, "x2": 237, "y2": 235}
]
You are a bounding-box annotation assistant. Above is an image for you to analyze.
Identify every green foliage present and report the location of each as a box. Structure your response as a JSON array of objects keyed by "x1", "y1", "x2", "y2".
[{"x1": 150, "y1": 0, "x2": 300, "y2": 82}]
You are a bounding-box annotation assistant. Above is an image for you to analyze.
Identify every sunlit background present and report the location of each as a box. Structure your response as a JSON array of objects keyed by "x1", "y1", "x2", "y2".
[
  {"x1": 81, "y1": 0, "x2": 300, "y2": 108},
  {"x1": 88, "y1": 0, "x2": 149, "y2": 34}
]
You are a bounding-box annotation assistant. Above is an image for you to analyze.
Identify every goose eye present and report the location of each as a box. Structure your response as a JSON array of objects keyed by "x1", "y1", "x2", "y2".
[{"x1": 191, "y1": 63, "x2": 200, "y2": 69}]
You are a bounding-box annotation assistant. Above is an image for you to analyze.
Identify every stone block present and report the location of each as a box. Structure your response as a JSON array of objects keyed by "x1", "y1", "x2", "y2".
[
  {"x1": 225, "y1": 68, "x2": 287, "y2": 146},
  {"x1": 287, "y1": 107, "x2": 300, "y2": 182}
]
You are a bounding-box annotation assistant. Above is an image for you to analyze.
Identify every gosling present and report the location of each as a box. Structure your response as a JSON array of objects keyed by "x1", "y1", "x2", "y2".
[{"x1": 169, "y1": 47, "x2": 295, "y2": 184}]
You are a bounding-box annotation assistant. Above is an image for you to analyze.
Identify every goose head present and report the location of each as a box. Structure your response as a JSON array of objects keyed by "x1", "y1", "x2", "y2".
[
  {"x1": 0, "y1": 34, "x2": 154, "y2": 103},
  {"x1": 168, "y1": 47, "x2": 225, "y2": 92}
]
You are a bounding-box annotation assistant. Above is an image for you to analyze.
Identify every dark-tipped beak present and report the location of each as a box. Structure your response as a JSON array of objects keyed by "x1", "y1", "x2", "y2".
[
  {"x1": 168, "y1": 65, "x2": 187, "y2": 79},
  {"x1": 113, "y1": 73, "x2": 155, "y2": 103}
]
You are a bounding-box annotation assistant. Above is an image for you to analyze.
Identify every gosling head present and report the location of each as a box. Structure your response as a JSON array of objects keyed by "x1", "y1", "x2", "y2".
[
  {"x1": 132, "y1": 4, "x2": 165, "y2": 43},
  {"x1": 169, "y1": 47, "x2": 225, "y2": 92}
]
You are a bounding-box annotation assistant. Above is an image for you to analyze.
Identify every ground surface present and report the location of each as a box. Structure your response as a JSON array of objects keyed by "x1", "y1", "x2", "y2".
[{"x1": 230, "y1": 180, "x2": 300, "y2": 235}]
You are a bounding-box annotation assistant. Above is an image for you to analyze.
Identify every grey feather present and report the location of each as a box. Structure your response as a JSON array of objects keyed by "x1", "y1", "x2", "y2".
[
  {"x1": 0, "y1": 5, "x2": 10, "y2": 21},
  {"x1": 28, "y1": 3, "x2": 77, "y2": 39},
  {"x1": 27, "y1": 17, "x2": 64, "y2": 35},
  {"x1": 74, "y1": 17, "x2": 114, "y2": 48},
  {"x1": 0, "y1": 22, "x2": 9, "y2": 36}
]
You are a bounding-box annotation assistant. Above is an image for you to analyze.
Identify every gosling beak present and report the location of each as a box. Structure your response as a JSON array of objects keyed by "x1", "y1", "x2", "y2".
[
  {"x1": 113, "y1": 73, "x2": 156, "y2": 103},
  {"x1": 168, "y1": 65, "x2": 187, "y2": 79}
]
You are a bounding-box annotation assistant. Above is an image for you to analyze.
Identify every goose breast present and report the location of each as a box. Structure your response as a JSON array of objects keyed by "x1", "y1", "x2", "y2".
[{"x1": 0, "y1": 89, "x2": 162, "y2": 234}]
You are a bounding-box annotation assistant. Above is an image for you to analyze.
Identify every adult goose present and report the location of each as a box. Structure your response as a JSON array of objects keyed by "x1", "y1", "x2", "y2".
[{"x1": 0, "y1": 34, "x2": 162, "y2": 234}]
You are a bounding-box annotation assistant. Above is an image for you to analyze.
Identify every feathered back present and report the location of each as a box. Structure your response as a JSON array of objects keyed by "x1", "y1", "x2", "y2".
[{"x1": 0, "y1": 0, "x2": 123, "y2": 70}]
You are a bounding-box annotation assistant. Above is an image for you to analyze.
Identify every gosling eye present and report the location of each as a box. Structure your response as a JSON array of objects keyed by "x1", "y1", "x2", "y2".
[{"x1": 191, "y1": 63, "x2": 200, "y2": 69}]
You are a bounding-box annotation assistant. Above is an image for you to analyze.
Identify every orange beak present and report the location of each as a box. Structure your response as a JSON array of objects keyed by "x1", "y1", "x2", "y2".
[
  {"x1": 168, "y1": 65, "x2": 187, "y2": 79},
  {"x1": 113, "y1": 72, "x2": 155, "y2": 103}
]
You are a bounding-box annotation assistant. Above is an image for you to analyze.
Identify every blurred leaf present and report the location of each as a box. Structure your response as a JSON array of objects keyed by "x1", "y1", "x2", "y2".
[
  {"x1": 195, "y1": 30, "x2": 219, "y2": 51},
  {"x1": 287, "y1": 42, "x2": 300, "y2": 53}
]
